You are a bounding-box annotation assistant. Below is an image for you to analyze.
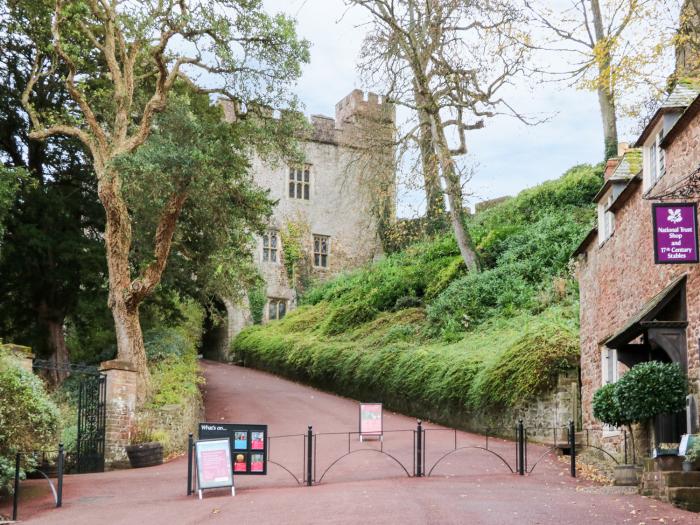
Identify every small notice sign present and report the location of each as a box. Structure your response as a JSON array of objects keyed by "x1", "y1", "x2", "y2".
[
  {"x1": 359, "y1": 403, "x2": 383, "y2": 441},
  {"x1": 195, "y1": 439, "x2": 234, "y2": 499},
  {"x1": 653, "y1": 203, "x2": 699, "y2": 264}
]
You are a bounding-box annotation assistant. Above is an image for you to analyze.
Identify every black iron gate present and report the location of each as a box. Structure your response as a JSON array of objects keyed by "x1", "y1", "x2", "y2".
[{"x1": 33, "y1": 360, "x2": 107, "y2": 473}]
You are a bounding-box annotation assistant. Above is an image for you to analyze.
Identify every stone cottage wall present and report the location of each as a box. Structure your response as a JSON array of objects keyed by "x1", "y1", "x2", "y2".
[{"x1": 576, "y1": 107, "x2": 700, "y2": 448}]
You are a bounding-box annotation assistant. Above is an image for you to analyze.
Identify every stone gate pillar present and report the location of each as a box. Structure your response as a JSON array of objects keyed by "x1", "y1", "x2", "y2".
[{"x1": 100, "y1": 360, "x2": 138, "y2": 469}]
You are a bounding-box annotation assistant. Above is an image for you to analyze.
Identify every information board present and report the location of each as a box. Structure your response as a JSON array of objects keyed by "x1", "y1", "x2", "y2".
[
  {"x1": 653, "y1": 203, "x2": 699, "y2": 264},
  {"x1": 195, "y1": 438, "x2": 234, "y2": 497},
  {"x1": 198, "y1": 423, "x2": 268, "y2": 475},
  {"x1": 359, "y1": 403, "x2": 383, "y2": 441}
]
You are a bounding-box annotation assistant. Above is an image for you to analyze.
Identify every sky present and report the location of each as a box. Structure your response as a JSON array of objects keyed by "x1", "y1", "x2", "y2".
[{"x1": 262, "y1": 0, "x2": 607, "y2": 217}]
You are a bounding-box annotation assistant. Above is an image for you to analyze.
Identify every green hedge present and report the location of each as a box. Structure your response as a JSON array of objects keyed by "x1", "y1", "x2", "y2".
[{"x1": 233, "y1": 307, "x2": 579, "y2": 427}]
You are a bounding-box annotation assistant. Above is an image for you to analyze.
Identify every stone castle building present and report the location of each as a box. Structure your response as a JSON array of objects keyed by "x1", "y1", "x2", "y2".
[
  {"x1": 574, "y1": 79, "x2": 700, "y2": 451},
  {"x1": 219, "y1": 90, "x2": 395, "y2": 342}
]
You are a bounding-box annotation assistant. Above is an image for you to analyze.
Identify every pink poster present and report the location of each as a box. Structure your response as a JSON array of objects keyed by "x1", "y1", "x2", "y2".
[
  {"x1": 360, "y1": 403, "x2": 383, "y2": 436},
  {"x1": 251, "y1": 453, "x2": 264, "y2": 472},
  {"x1": 200, "y1": 449, "x2": 230, "y2": 483},
  {"x1": 251, "y1": 431, "x2": 264, "y2": 450},
  {"x1": 233, "y1": 453, "x2": 247, "y2": 472}
]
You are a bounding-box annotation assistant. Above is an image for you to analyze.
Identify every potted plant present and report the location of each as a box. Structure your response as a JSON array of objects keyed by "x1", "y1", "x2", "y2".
[
  {"x1": 125, "y1": 418, "x2": 164, "y2": 468},
  {"x1": 683, "y1": 441, "x2": 700, "y2": 472},
  {"x1": 593, "y1": 383, "x2": 640, "y2": 486},
  {"x1": 593, "y1": 361, "x2": 687, "y2": 484},
  {"x1": 614, "y1": 362, "x2": 686, "y2": 466}
]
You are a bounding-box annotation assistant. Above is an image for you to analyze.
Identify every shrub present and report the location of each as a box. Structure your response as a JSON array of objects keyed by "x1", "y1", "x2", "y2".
[
  {"x1": 144, "y1": 327, "x2": 191, "y2": 361},
  {"x1": 615, "y1": 361, "x2": 687, "y2": 423},
  {"x1": 0, "y1": 352, "x2": 59, "y2": 493},
  {"x1": 592, "y1": 383, "x2": 625, "y2": 428}
]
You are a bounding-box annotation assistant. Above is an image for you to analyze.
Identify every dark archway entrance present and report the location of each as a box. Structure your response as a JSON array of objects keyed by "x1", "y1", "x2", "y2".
[{"x1": 605, "y1": 274, "x2": 688, "y2": 445}]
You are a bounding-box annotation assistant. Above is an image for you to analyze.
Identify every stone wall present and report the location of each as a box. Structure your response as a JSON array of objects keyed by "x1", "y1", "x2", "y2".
[
  {"x1": 576, "y1": 101, "x2": 700, "y2": 450},
  {"x1": 469, "y1": 369, "x2": 580, "y2": 442}
]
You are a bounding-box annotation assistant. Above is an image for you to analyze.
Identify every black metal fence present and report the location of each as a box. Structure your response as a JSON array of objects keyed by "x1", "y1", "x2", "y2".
[
  {"x1": 10, "y1": 445, "x2": 65, "y2": 521},
  {"x1": 186, "y1": 419, "x2": 590, "y2": 494}
]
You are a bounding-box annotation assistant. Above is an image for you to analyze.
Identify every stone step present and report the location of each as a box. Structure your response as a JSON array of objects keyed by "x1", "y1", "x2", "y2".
[
  {"x1": 642, "y1": 470, "x2": 700, "y2": 488},
  {"x1": 667, "y1": 487, "x2": 700, "y2": 512},
  {"x1": 644, "y1": 456, "x2": 684, "y2": 472}
]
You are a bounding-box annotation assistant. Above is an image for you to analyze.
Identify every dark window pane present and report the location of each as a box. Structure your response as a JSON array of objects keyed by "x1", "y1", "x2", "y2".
[
  {"x1": 289, "y1": 182, "x2": 295, "y2": 198},
  {"x1": 304, "y1": 169, "x2": 309, "y2": 182},
  {"x1": 314, "y1": 254, "x2": 320, "y2": 266},
  {"x1": 271, "y1": 234, "x2": 277, "y2": 248},
  {"x1": 304, "y1": 184, "x2": 309, "y2": 200},
  {"x1": 263, "y1": 250, "x2": 268, "y2": 262},
  {"x1": 263, "y1": 235, "x2": 269, "y2": 247},
  {"x1": 279, "y1": 302, "x2": 286, "y2": 319},
  {"x1": 297, "y1": 182, "x2": 302, "y2": 198},
  {"x1": 271, "y1": 250, "x2": 276, "y2": 262},
  {"x1": 321, "y1": 254, "x2": 327, "y2": 267},
  {"x1": 289, "y1": 168, "x2": 294, "y2": 180},
  {"x1": 297, "y1": 170, "x2": 302, "y2": 181},
  {"x1": 268, "y1": 302, "x2": 276, "y2": 320}
]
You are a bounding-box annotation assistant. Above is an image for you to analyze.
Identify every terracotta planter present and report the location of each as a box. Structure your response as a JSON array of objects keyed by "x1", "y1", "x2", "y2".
[{"x1": 125, "y1": 442, "x2": 163, "y2": 468}]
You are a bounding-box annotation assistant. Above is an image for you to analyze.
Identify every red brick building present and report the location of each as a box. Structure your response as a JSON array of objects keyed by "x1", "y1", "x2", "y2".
[{"x1": 575, "y1": 80, "x2": 700, "y2": 449}]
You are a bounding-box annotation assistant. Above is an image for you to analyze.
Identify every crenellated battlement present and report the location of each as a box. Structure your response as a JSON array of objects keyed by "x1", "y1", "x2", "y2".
[
  {"x1": 335, "y1": 89, "x2": 395, "y2": 127},
  {"x1": 218, "y1": 89, "x2": 395, "y2": 146}
]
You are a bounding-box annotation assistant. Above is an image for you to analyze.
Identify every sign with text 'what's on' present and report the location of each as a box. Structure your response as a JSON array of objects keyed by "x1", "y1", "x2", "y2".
[
  {"x1": 195, "y1": 439, "x2": 233, "y2": 492},
  {"x1": 198, "y1": 423, "x2": 268, "y2": 475},
  {"x1": 359, "y1": 403, "x2": 383, "y2": 441},
  {"x1": 653, "y1": 203, "x2": 699, "y2": 264}
]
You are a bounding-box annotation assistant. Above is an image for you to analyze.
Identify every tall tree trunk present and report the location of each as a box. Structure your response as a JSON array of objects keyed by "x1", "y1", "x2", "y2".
[
  {"x1": 590, "y1": 0, "x2": 619, "y2": 160},
  {"x1": 418, "y1": 108, "x2": 445, "y2": 232},
  {"x1": 98, "y1": 170, "x2": 151, "y2": 399},
  {"x1": 37, "y1": 301, "x2": 69, "y2": 384},
  {"x1": 428, "y1": 116, "x2": 479, "y2": 271},
  {"x1": 414, "y1": 82, "x2": 446, "y2": 234},
  {"x1": 597, "y1": 84, "x2": 618, "y2": 161}
]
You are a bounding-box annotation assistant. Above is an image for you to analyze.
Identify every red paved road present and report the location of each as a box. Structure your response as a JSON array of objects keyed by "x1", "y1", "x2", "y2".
[{"x1": 5, "y1": 360, "x2": 699, "y2": 524}]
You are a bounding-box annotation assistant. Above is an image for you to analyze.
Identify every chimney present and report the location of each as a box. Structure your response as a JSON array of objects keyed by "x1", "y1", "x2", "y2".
[{"x1": 604, "y1": 157, "x2": 621, "y2": 181}]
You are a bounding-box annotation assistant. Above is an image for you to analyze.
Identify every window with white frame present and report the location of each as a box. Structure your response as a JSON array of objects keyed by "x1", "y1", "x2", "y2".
[
  {"x1": 601, "y1": 347, "x2": 620, "y2": 433},
  {"x1": 289, "y1": 165, "x2": 310, "y2": 200},
  {"x1": 268, "y1": 298, "x2": 287, "y2": 320},
  {"x1": 646, "y1": 128, "x2": 666, "y2": 189},
  {"x1": 313, "y1": 234, "x2": 329, "y2": 268},
  {"x1": 598, "y1": 192, "x2": 615, "y2": 244},
  {"x1": 262, "y1": 231, "x2": 278, "y2": 263},
  {"x1": 601, "y1": 347, "x2": 619, "y2": 386}
]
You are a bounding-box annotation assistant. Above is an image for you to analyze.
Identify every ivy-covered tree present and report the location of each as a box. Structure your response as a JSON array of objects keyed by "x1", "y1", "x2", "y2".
[{"x1": 18, "y1": 0, "x2": 309, "y2": 397}]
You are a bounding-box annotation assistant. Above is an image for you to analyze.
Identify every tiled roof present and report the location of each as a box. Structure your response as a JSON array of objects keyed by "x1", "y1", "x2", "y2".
[
  {"x1": 661, "y1": 80, "x2": 700, "y2": 108},
  {"x1": 611, "y1": 149, "x2": 642, "y2": 179}
]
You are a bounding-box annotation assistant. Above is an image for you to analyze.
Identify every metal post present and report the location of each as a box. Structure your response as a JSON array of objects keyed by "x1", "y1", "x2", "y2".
[
  {"x1": 306, "y1": 426, "x2": 313, "y2": 486},
  {"x1": 57, "y1": 444, "x2": 64, "y2": 508},
  {"x1": 517, "y1": 420, "x2": 525, "y2": 476},
  {"x1": 187, "y1": 433, "x2": 194, "y2": 496},
  {"x1": 569, "y1": 420, "x2": 576, "y2": 478},
  {"x1": 416, "y1": 420, "x2": 423, "y2": 477},
  {"x1": 12, "y1": 452, "x2": 20, "y2": 521},
  {"x1": 623, "y1": 430, "x2": 628, "y2": 465}
]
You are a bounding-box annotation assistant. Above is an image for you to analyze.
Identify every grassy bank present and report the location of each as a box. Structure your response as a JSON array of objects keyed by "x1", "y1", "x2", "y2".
[{"x1": 233, "y1": 164, "x2": 602, "y2": 429}]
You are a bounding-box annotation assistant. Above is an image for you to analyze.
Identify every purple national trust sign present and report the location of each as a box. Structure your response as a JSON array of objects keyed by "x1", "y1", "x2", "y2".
[{"x1": 652, "y1": 202, "x2": 699, "y2": 264}]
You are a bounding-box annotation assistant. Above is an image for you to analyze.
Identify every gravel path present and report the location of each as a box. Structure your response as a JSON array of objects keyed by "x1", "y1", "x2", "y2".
[{"x1": 3, "y1": 360, "x2": 698, "y2": 524}]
